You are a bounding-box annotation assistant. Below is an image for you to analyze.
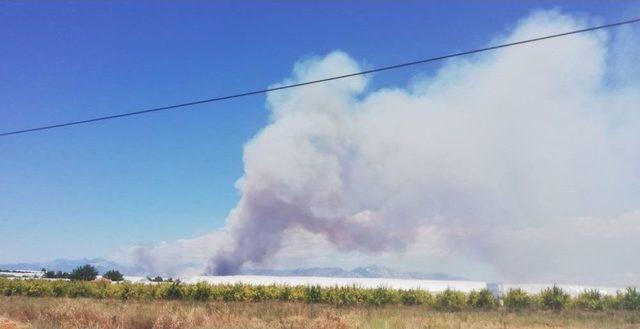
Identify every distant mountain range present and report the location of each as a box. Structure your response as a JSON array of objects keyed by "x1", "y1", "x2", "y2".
[
  {"x1": 0, "y1": 259, "x2": 465, "y2": 281},
  {"x1": 0, "y1": 258, "x2": 144, "y2": 275},
  {"x1": 244, "y1": 264, "x2": 467, "y2": 281}
]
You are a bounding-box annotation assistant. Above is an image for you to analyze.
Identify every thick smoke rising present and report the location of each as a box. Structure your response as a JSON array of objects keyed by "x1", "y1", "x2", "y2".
[
  {"x1": 208, "y1": 10, "x2": 640, "y2": 275},
  {"x1": 132, "y1": 11, "x2": 640, "y2": 285}
]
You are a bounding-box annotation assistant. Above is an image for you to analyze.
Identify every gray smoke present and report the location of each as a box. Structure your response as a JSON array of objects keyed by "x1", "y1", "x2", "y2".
[{"x1": 126, "y1": 10, "x2": 640, "y2": 284}]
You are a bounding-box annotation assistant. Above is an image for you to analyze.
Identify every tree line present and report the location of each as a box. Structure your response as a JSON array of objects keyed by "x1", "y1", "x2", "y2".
[
  {"x1": 42, "y1": 264, "x2": 171, "y2": 282},
  {"x1": 43, "y1": 264, "x2": 123, "y2": 281}
]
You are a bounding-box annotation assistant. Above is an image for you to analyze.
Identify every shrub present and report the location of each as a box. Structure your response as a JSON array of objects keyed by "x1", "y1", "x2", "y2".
[
  {"x1": 103, "y1": 270, "x2": 124, "y2": 281},
  {"x1": 92, "y1": 280, "x2": 111, "y2": 298},
  {"x1": 319, "y1": 286, "x2": 357, "y2": 306},
  {"x1": 69, "y1": 265, "x2": 98, "y2": 281},
  {"x1": 67, "y1": 281, "x2": 95, "y2": 298},
  {"x1": 189, "y1": 282, "x2": 212, "y2": 301},
  {"x1": 602, "y1": 293, "x2": 623, "y2": 310},
  {"x1": 161, "y1": 281, "x2": 184, "y2": 300},
  {"x1": 400, "y1": 289, "x2": 434, "y2": 306},
  {"x1": 289, "y1": 286, "x2": 306, "y2": 302},
  {"x1": 1, "y1": 279, "x2": 24, "y2": 296},
  {"x1": 436, "y1": 289, "x2": 466, "y2": 311},
  {"x1": 221, "y1": 284, "x2": 252, "y2": 302},
  {"x1": 621, "y1": 287, "x2": 640, "y2": 311},
  {"x1": 253, "y1": 285, "x2": 279, "y2": 302},
  {"x1": 574, "y1": 290, "x2": 604, "y2": 311},
  {"x1": 278, "y1": 286, "x2": 293, "y2": 302},
  {"x1": 538, "y1": 286, "x2": 570, "y2": 311},
  {"x1": 124, "y1": 283, "x2": 142, "y2": 300},
  {"x1": 304, "y1": 285, "x2": 323, "y2": 303},
  {"x1": 468, "y1": 289, "x2": 497, "y2": 310},
  {"x1": 365, "y1": 287, "x2": 399, "y2": 306},
  {"x1": 51, "y1": 280, "x2": 68, "y2": 297},
  {"x1": 322, "y1": 286, "x2": 343, "y2": 305},
  {"x1": 503, "y1": 288, "x2": 532, "y2": 311},
  {"x1": 25, "y1": 280, "x2": 53, "y2": 297}
]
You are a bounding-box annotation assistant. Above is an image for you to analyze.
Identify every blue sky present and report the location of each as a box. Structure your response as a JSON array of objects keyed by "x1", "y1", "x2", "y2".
[{"x1": 0, "y1": 1, "x2": 637, "y2": 264}]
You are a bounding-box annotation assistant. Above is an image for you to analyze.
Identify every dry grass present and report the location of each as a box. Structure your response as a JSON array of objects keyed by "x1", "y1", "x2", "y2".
[
  {"x1": 1, "y1": 296, "x2": 639, "y2": 329},
  {"x1": 0, "y1": 317, "x2": 26, "y2": 329}
]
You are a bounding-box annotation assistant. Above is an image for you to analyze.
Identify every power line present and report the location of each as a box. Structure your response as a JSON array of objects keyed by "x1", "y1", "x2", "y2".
[{"x1": 2, "y1": 17, "x2": 639, "y2": 138}]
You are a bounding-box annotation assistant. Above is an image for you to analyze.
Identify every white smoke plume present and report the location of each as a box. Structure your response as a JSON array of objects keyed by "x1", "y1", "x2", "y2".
[{"x1": 130, "y1": 10, "x2": 640, "y2": 285}]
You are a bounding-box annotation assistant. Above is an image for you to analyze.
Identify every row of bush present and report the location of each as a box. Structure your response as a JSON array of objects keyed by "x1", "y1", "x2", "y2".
[
  {"x1": 43, "y1": 265, "x2": 123, "y2": 281},
  {"x1": 503, "y1": 286, "x2": 640, "y2": 311},
  {"x1": 1, "y1": 278, "x2": 639, "y2": 311}
]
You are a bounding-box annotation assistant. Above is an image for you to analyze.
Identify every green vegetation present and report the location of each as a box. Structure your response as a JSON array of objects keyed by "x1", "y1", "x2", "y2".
[
  {"x1": 147, "y1": 276, "x2": 166, "y2": 282},
  {"x1": 467, "y1": 288, "x2": 497, "y2": 310},
  {"x1": 435, "y1": 289, "x2": 466, "y2": 311},
  {"x1": 1, "y1": 278, "x2": 639, "y2": 312},
  {"x1": 538, "y1": 285, "x2": 571, "y2": 310},
  {"x1": 44, "y1": 270, "x2": 70, "y2": 279},
  {"x1": 621, "y1": 287, "x2": 640, "y2": 311},
  {"x1": 503, "y1": 288, "x2": 533, "y2": 311},
  {"x1": 68, "y1": 264, "x2": 99, "y2": 281},
  {"x1": 42, "y1": 265, "x2": 100, "y2": 281},
  {"x1": 43, "y1": 264, "x2": 113, "y2": 281},
  {"x1": 574, "y1": 289, "x2": 605, "y2": 311},
  {"x1": 102, "y1": 270, "x2": 124, "y2": 282}
]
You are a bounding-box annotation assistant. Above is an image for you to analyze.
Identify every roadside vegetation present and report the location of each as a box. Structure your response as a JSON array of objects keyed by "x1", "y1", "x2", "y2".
[{"x1": 1, "y1": 277, "x2": 640, "y2": 312}]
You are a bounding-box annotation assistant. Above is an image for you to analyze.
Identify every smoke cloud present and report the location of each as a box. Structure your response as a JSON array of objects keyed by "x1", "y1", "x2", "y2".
[{"x1": 130, "y1": 10, "x2": 640, "y2": 285}]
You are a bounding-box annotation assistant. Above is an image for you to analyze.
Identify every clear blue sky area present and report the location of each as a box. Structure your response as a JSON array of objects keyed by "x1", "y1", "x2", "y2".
[{"x1": 0, "y1": 1, "x2": 636, "y2": 263}]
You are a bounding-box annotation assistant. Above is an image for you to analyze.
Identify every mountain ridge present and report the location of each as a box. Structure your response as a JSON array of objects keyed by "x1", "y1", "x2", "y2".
[
  {"x1": 241, "y1": 264, "x2": 467, "y2": 280},
  {"x1": 0, "y1": 259, "x2": 466, "y2": 280}
]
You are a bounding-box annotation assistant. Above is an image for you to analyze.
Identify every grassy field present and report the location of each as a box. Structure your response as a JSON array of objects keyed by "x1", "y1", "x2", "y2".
[{"x1": 1, "y1": 296, "x2": 640, "y2": 329}]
